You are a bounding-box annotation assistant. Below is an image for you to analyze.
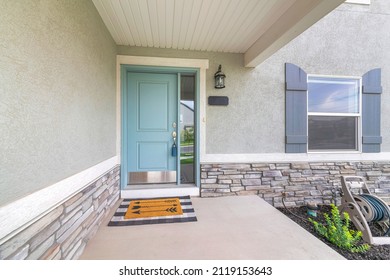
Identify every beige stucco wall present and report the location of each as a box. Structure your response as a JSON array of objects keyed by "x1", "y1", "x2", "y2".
[
  {"x1": 117, "y1": 0, "x2": 390, "y2": 155},
  {"x1": 258, "y1": 0, "x2": 390, "y2": 152},
  {"x1": 0, "y1": 0, "x2": 117, "y2": 206}
]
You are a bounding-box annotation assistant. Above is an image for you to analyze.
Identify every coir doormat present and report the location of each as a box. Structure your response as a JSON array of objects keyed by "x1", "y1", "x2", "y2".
[
  {"x1": 125, "y1": 197, "x2": 183, "y2": 219},
  {"x1": 108, "y1": 196, "x2": 197, "y2": 226}
]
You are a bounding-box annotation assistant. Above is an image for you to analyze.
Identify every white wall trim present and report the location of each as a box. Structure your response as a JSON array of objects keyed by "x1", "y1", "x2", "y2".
[
  {"x1": 116, "y1": 55, "x2": 209, "y2": 163},
  {"x1": 121, "y1": 187, "x2": 200, "y2": 199},
  {"x1": 345, "y1": 0, "x2": 370, "y2": 5},
  {"x1": 0, "y1": 156, "x2": 119, "y2": 244},
  {"x1": 202, "y1": 152, "x2": 390, "y2": 163},
  {"x1": 117, "y1": 55, "x2": 209, "y2": 69}
]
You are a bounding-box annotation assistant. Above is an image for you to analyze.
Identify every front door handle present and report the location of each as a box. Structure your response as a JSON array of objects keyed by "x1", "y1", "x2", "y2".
[
  {"x1": 171, "y1": 122, "x2": 177, "y2": 157},
  {"x1": 172, "y1": 123, "x2": 177, "y2": 144},
  {"x1": 171, "y1": 131, "x2": 177, "y2": 157}
]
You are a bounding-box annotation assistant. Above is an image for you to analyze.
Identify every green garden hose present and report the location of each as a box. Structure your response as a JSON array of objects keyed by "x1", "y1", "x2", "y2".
[{"x1": 354, "y1": 194, "x2": 390, "y2": 236}]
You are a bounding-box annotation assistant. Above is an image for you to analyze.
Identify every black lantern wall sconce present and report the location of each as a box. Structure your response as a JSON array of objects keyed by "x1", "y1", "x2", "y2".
[{"x1": 214, "y1": 64, "x2": 226, "y2": 89}]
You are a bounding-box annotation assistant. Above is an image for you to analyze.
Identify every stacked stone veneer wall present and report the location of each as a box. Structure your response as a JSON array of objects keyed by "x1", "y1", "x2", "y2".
[
  {"x1": 201, "y1": 162, "x2": 390, "y2": 207},
  {"x1": 0, "y1": 166, "x2": 120, "y2": 260}
]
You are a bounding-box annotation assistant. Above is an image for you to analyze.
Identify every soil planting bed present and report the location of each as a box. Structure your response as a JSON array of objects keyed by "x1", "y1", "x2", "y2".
[{"x1": 277, "y1": 205, "x2": 390, "y2": 260}]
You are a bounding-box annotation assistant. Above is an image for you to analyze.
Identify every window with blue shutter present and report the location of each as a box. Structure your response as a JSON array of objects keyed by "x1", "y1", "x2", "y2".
[{"x1": 285, "y1": 63, "x2": 382, "y2": 153}]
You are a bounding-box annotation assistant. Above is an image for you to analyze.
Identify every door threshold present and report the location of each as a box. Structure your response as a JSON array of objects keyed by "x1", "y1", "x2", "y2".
[{"x1": 121, "y1": 184, "x2": 199, "y2": 199}]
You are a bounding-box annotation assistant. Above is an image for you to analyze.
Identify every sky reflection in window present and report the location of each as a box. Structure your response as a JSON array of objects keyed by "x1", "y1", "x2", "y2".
[{"x1": 308, "y1": 77, "x2": 360, "y2": 113}]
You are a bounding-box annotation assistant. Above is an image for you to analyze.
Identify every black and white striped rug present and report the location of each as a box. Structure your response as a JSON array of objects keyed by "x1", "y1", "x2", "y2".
[{"x1": 108, "y1": 196, "x2": 197, "y2": 226}]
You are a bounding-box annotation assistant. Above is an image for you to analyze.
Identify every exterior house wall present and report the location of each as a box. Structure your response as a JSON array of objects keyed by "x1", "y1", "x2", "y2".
[
  {"x1": 0, "y1": 0, "x2": 117, "y2": 206},
  {"x1": 201, "y1": 1, "x2": 390, "y2": 202},
  {"x1": 1, "y1": 0, "x2": 389, "y2": 261},
  {"x1": 0, "y1": 0, "x2": 119, "y2": 260},
  {"x1": 117, "y1": 47, "x2": 273, "y2": 154},
  {"x1": 117, "y1": 1, "x2": 390, "y2": 155},
  {"x1": 118, "y1": 0, "x2": 390, "y2": 203},
  {"x1": 0, "y1": 167, "x2": 119, "y2": 260}
]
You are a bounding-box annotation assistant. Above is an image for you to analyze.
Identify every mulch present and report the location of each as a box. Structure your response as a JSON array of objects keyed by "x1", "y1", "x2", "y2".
[{"x1": 277, "y1": 204, "x2": 390, "y2": 260}]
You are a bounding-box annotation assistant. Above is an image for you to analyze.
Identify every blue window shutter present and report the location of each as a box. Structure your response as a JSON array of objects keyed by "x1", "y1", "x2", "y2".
[
  {"x1": 285, "y1": 63, "x2": 308, "y2": 153},
  {"x1": 362, "y1": 68, "x2": 382, "y2": 153}
]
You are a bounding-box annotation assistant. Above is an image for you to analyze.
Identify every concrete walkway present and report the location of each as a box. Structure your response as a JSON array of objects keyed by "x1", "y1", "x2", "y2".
[{"x1": 79, "y1": 195, "x2": 344, "y2": 260}]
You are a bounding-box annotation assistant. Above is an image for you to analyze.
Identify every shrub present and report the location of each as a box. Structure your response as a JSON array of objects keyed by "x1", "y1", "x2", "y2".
[{"x1": 309, "y1": 204, "x2": 370, "y2": 253}]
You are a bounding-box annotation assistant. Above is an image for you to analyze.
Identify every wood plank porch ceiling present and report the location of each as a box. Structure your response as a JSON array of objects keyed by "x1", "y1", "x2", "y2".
[{"x1": 92, "y1": 0, "x2": 345, "y2": 67}]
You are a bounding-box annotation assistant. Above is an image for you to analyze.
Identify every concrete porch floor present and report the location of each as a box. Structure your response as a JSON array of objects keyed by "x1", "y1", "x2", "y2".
[{"x1": 79, "y1": 195, "x2": 344, "y2": 260}]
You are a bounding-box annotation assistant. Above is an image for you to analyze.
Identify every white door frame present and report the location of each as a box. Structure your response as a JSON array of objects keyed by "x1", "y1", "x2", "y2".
[{"x1": 116, "y1": 55, "x2": 209, "y2": 198}]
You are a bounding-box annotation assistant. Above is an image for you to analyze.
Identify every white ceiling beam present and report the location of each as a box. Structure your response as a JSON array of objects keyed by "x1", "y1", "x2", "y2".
[
  {"x1": 237, "y1": 0, "x2": 292, "y2": 53},
  {"x1": 244, "y1": 0, "x2": 345, "y2": 68},
  {"x1": 232, "y1": 0, "x2": 270, "y2": 53}
]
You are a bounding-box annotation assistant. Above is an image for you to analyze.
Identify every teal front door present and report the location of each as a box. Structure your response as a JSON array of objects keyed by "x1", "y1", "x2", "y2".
[{"x1": 127, "y1": 72, "x2": 178, "y2": 184}]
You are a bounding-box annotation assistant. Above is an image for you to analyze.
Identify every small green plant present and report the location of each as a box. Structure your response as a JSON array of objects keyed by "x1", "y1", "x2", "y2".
[{"x1": 309, "y1": 204, "x2": 370, "y2": 253}]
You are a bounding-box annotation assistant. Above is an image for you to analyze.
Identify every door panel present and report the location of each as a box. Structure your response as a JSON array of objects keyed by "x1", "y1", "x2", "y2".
[
  {"x1": 138, "y1": 142, "x2": 168, "y2": 170},
  {"x1": 138, "y1": 83, "x2": 168, "y2": 131},
  {"x1": 127, "y1": 72, "x2": 177, "y2": 184}
]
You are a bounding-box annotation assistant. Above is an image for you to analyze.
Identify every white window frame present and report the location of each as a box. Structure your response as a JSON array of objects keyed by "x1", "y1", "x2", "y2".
[{"x1": 307, "y1": 74, "x2": 363, "y2": 153}]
